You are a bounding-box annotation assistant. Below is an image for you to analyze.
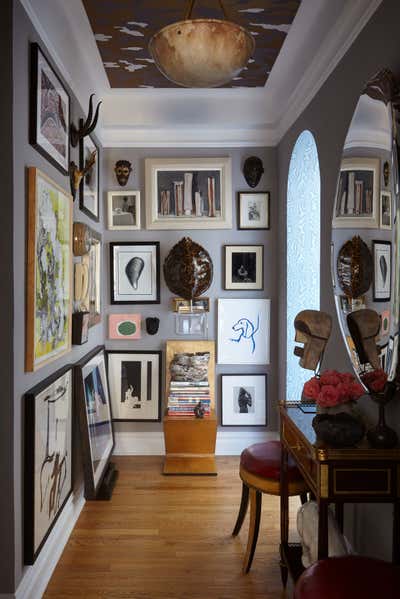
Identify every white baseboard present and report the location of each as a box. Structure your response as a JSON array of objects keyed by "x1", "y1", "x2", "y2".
[
  {"x1": 113, "y1": 430, "x2": 279, "y2": 456},
  {"x1": 14, "y1": 491, "x2": 85, "y2": 599}
]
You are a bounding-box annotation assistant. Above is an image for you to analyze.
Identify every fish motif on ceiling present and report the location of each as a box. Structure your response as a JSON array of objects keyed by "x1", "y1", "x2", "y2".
[{"x1": 82, "y1": 0, "x2": 302, "y2": 88}]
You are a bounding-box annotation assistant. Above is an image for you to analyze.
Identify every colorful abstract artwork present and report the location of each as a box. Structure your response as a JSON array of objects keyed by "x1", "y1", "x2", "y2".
[
  {"x1": 24, "y1": 367, "x2": 73, "y2": 564},
  {"x1": 109, "y1": 314, "x2": 141, "y2": 339},
  {"x1": 26, "y1": 168, "x2": 72, "y2": 371}
]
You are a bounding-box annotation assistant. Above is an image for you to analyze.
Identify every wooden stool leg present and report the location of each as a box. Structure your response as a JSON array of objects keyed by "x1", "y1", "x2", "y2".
[
  {"x1": 232, "y1": 482, "x2": 249, "y2": 536},
  {"x1": 242, "y1": 487, "x2": 262, "y2": 574}
]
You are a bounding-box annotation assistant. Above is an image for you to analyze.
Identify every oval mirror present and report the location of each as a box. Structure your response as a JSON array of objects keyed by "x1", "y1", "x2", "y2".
[{"x1": 331, "y1": 69, "x2": 400, "y2": 398}]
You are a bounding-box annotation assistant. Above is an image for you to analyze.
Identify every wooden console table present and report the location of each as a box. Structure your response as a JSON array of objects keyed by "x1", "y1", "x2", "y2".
[{"x1": 279, "y1": 402, "x2": 400, "y2": 583}]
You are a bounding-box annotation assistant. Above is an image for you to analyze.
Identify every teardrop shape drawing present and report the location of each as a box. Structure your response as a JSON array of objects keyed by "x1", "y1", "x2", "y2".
[
  {"x1": 380, "y1": 255, "x2": 387, "y2": 285},
  {"x1": 125, "y1": 257, "x2": 144, "y2": 290}
]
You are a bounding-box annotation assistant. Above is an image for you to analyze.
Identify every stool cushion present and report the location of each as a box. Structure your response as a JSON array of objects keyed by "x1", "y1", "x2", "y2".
[
  {"x1": 294, "y1": 556, "x2": 400, "y2": 599},
  {"x1": 240, "y1": 440, "x2": 302, "y2": 482}
]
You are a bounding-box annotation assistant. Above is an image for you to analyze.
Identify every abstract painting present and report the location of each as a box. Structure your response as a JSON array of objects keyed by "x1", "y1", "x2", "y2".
[
  {"x1": 24, "y1": 366, "x2": 73, "y2": 564},
  {"x1": 30, "y1": 43, "x2": 70, "y2": 175},
  {"x1": 145, "y1": 158, "x2": 232, "y2": 229},
  {"x1": 26, "y1": 168, "x2": 72, "y2": 372},
  {"x1": 110, "y1": 242, "x2": 160, "y2": 304},
  {"x1": 107, "y1": 351, "x2": 162, "y2": 421},
  {"x1": 221, "y1": 374, "x2": 267, "y2": 426},
  {"x1": 75, "y1": 347, "x2": 114, "y2": 499},
  {"x1": 108, "y1": 314, "x2": 141, "y2": 339},
  {"x1": 217, "y1": 298, "x2": 270, "y2": 364}
]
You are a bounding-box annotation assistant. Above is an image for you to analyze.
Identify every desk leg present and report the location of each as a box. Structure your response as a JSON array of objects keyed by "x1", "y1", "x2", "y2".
[
  {"x1": 280, "y1": 444, "x2": 289, "y2": 587},
  {"x1": 317, "y1": 499, "x2": 329, "y2": 560},
  {"x1": 393, "y1": 500, "x2": 400, "y2": 564}
]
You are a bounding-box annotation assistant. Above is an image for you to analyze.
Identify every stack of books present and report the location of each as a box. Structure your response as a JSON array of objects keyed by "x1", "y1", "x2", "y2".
[{"x1": 167, "y1": 380, "x2": 211, "y2": 417}]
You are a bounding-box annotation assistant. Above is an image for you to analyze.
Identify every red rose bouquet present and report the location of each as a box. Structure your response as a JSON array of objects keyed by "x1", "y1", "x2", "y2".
[
  {"x1": 361, "y1": 369, "x2": 388, "y2": 394},
  {"x1": 303, "y1": 370, "x2": 365, "y2": 408}
]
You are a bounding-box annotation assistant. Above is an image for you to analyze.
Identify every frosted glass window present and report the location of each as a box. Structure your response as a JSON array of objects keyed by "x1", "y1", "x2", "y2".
[{"x1": 286, "y1": 130, "x2": 321, "y2": 401}]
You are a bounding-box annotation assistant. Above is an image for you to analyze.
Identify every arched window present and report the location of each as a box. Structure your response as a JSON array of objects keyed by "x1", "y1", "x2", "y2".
[{"x1": 286, "y1": 130, "x2": 321, "y2": 401}]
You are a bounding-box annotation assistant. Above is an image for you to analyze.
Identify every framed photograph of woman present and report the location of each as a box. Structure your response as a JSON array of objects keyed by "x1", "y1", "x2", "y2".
[
  {"x1": 380, "y1": 190, "x2": 392, "y2": 229},
  {"x1": 221, "y1": 374, "x2": 267, "y2": 426},
  {"x1": 224, "y1": 245, "x2": 263, "y2": 290}
]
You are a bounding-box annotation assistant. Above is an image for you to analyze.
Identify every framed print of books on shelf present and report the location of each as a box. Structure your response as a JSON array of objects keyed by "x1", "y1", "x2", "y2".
[
  {"x1": 79, "y1": 129, "x2": 99, "y2": 222},
  {"x1": 110, "y1": 242, "x2": 160, "y2": 304},
  {"x1": 145, "y1": 157, "x2": 232, "y2": 229},
  {"x1": 26, "y1": 168, "x2": 72, "y2": 372},
  {"x1": 373, "y1": 240, "x2": 391, "y2": 302},
  {"x1": 107, "y1": 190, "x2": 141, "y2": 231},
  {"x1": 238, "y1": 192, "x2": 270, "y2": 230},
  {"x1": 221, "y1": 374, "x2": 267, "y2": 426},
  {"x1": 24, "y1": 366, "x2": 73, "y2": 564},
  {"x1": 224, "y1": 245, "x2": 263, "y2": 290},
  {"x1": 333, "y1": 157, "x2": 380, "y2": 228},
  {"x1": 380, "y1": 190, "x2": 392, "y2": 229},
  {"x1": 107, "y1": 351, "x2": 162, "y2": 422},
  {"x1": 217, "y1": 298, "x2": 270, "y2": 365},
  {"x1": 29, "y1": 43, "x2": 70, "y2": 175},
  {"x1": 75, "y1": 346, "x2": 114, "y2": 499}
]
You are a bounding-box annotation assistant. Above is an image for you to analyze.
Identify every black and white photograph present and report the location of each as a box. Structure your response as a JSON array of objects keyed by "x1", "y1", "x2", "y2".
[
  {"x1": 373, "y1": 240, "x2": 391, "y2": 301},
  {"x1": 380, "y1": 190, "x2": 392, "y2": 229},
  {"x1": 333, "y1": 157, "x2": 379, "y2": 228},
  {"x1": 79, "y1": 132, "x2": 99, "y2": 222},
  {"x1": 75, "y1": 347, "x2": 114, "y2": 499},
  {"x1": 224, "y1": 245, "x2": 263, "y2": 290},
  {"x1": 107, "y1": 190, "x2": 141, "y2": 230},
  {"x1": 238, "y1": 192, "x2": 270, "y2": 230},
  {"x1": 107, "y1": 351, "x2": 162, "y2": 421},
  {"x1": 221, "y1": 374, "x2": 267, "y2": 426},
  {"x1": 24, "y1": 366, "x2": 73, "y2": 564},
  {"x1": 110, "y1": 242, "x2": 160, "y2": 304}
]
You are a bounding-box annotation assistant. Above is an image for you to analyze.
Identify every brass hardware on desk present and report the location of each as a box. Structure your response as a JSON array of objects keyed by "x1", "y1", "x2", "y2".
[{"x1": 320, "y1": 464, "x2": 329, "y2": 498}]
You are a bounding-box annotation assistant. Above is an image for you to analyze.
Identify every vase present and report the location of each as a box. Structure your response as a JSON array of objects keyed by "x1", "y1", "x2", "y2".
[
  {"x1": 367, "y1": 393, "x2": 398, "y2": 449},
  {"x1": 316, "y1": 401, "x2": 356, "y2": 416},
  {"x1": 313, "y1": 401, "x2": 365, "y2": 447}
]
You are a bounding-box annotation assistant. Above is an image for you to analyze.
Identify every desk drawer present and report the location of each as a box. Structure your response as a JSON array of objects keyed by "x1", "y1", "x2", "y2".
[{"x1": 333, "y1": 467, "x2": 392, "y2": 496}]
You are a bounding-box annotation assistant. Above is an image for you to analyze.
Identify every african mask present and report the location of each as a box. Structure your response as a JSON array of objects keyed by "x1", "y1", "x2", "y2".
[
  {"x1": 114, "y1": 160, "x2": 132, "y2": 186},
  {"x1": 243, "y1": 156, "x2": 264, "y2": 188},
  {"x1": 347, "y1": 309, "x2": 381, "y2": 370},
  {"x1": 163, "y1": 237, "x2": 213, "y2": 300},
  {"x1": 294, "y1": 310, "x2": 332, "y2": 372}
]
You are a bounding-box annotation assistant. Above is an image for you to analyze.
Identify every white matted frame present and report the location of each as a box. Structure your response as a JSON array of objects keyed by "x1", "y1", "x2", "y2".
[
  {"x1": 145, "y1": 157, "x2": 232, "y2": 229},
  {"x1": 238, "y1": 192, "x2": 270, "y2": 230},
  {"x1": 217, "y1": 298, "x2": 270, "y2": 365},
  {"x1": 333, "y1": 157, "x2": 380, "y2": 228},
  {"x1": 380, "y1": 190, "x2": 392, "y2": 230},
  {"x1": 107, "y1": 190, "x2": 141, "y2": 231},
  {"x1": 224, "y1": 244, "x2": 263, "y2": 290},
  {"x1": 221, "y1": 374, "x2": 267, "y2": 426}
]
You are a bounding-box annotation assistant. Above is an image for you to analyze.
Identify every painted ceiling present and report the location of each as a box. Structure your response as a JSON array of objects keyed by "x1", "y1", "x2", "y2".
[{"x1": 82, "y1": 0, "x2": 302, "y2": 88}]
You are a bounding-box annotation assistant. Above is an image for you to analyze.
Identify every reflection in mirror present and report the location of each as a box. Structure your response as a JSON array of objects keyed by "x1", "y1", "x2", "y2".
[{"x1": 331, "y1": 69, "x2": 400, "y2": 447}]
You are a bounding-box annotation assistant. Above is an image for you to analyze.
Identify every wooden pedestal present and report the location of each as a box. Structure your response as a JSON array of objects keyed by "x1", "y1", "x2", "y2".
[{"x1": 163, "y1": 411, "x2": 217, "y2": 475}]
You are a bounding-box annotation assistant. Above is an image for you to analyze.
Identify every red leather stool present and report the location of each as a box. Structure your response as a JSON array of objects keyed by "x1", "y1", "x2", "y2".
[
  {"x1": 294, "y1": 556, "x2": 400, "y2": 599},
  {"x1": 232, "y1": 440, "x2": 308, "y2": 574}
]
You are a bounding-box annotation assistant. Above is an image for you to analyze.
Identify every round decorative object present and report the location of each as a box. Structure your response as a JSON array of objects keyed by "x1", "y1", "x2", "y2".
[
  {"x1": 117, "y1": 321, "x2": 136, "y2": 336},
  {"x1": 243, "y1": 156, "x2": 264, "y2": 188},
  {"x1": 337, "y1": 236, "x2": 373, "y2": 298},
  {"x1": 163, "y1": 237, "x2": 213, "y2": 300},
  {"x1": 312, "y1": 412, "x2": 365, "y2": 447}
]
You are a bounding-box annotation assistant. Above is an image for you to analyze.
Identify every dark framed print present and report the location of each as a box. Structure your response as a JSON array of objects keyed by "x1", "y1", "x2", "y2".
[
  {"x1": 107, "y1": 351, "x2": 162, "y2": 421},
  {"x1": 110, "y1": 242, "x2": 160, "y2": 304},
  {"x1": 224, "y1": 244, "x2": 263, "y2": 290},
  {"x1": 72, "y1": 311, "x2": 90, "y2": 345},
  {"x1": 79, "y1": 128, "x2": 99, "y2": 222},
  {"x1": 380, "y1": 190, "x2": 392, "y2": 229},
  {"x1": 221, "y1": 374, "x2": 267, "y2": 426},
  {"x1": 373, "y1": 240, "x2": 391, "y2": 301},
  {"x1": 24, "y1": 366, "x2": 73, "y2": 564},
  {"x1": 29, "y1": 43, "x2": 70, "y2": 175},
  {"x1": 74, "y1": 346, "x2": 114, "y2": 499},
  {"x1": 238, "y1": 192, "x2": 270, "y2": 230}
]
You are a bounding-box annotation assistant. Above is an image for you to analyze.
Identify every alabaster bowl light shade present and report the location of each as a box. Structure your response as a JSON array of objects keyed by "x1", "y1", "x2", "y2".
[{"x1": 149, "y1": 19, "x2": 255, "y2": 88}]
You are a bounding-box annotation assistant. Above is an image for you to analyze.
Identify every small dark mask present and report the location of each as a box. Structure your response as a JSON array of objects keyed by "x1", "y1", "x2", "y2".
[
  {"x1": 115, "y1": 160, "x2": 132, "y2": 186},
  {"x1": 243, "y1": 156, "x2": 264, "y2": 188},
  {"x1": 146, "y1": 317, "x2": 160, "y2": 335}
]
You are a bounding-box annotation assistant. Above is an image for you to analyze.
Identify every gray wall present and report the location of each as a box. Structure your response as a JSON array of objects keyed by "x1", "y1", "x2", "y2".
[
  {"x1": 103, "y1": 147, "x2": 278, "y2": 434},
  {"x1": 0, "y1": 1, "x2": 15, "y2": 594},
  {"x1": 11, "y1": 1, "x2": 104, "y2": 591},
  {"x1": 277, "y1": 0, "x2": 400, "y2": 560}
]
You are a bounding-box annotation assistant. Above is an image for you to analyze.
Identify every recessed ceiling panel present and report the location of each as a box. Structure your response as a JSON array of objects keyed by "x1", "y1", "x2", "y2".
[{"x1": 82, "y1": 0, "x2": 301, "y2": 88}]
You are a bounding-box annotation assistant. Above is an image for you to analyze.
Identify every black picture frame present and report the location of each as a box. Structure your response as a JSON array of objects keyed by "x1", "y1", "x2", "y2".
[
  {"x1": 79, "y1": 123, "x2": 100, "y2": 222},
  {"x1": 237, "y1": 191, "x2": 270, "y2": 230},
  {"x1": 24, "y1": 365, "x2": 73, "y2": 564},
  {"x1": 74, "y1": 346, "x2": 115, "y2": 499},
  {"x1": 106, "y1": 350, "x2": 162, "y2": 422},
  {"x1": 72, "y1": 311, "x2": 90, "y2": 345},
  {"x1": 110, "y1": 241, "x2": 161, "y2": 305},
  {"x1": 29, "y1": 42, "x2": 70, "y2": 176},
  {"x1": 372, "y1": 240, "x2": 392, "y2": 302},
  {"x1": 223, "y1": 244, "x2": 264, "y2": 290},
  {"x1": 220, "y1": 373, "x2": 268, "y2": 427}
]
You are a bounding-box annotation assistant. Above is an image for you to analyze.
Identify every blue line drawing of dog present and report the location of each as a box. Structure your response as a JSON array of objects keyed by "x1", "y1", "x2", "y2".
[{"x1": 230, "y1": 315, "x2": 260, "y2": 354}]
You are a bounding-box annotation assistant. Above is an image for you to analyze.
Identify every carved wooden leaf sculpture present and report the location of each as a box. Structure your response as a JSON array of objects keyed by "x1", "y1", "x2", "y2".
[{"x1": 163, "y1": 237, "x2": 213, "y2": 300}]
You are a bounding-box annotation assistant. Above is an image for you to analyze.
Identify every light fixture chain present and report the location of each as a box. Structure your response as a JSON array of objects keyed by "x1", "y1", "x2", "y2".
[
  {"x1": 185, "y1": 0, "x2": 230, "y2": 21},
  {"x1": 185, "y1": 0, "x2": 196, "y2": 20}
]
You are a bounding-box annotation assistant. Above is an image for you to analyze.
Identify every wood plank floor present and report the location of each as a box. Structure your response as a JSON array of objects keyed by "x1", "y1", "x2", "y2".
[{"x1": 44, "y1": 456, "x2": 300, "y2": 599}]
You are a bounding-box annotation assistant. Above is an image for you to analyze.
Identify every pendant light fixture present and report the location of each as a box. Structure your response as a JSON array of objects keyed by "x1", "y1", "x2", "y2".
[{"x1": 148, "y1": 0, "x2": 255, "y2": 88}]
